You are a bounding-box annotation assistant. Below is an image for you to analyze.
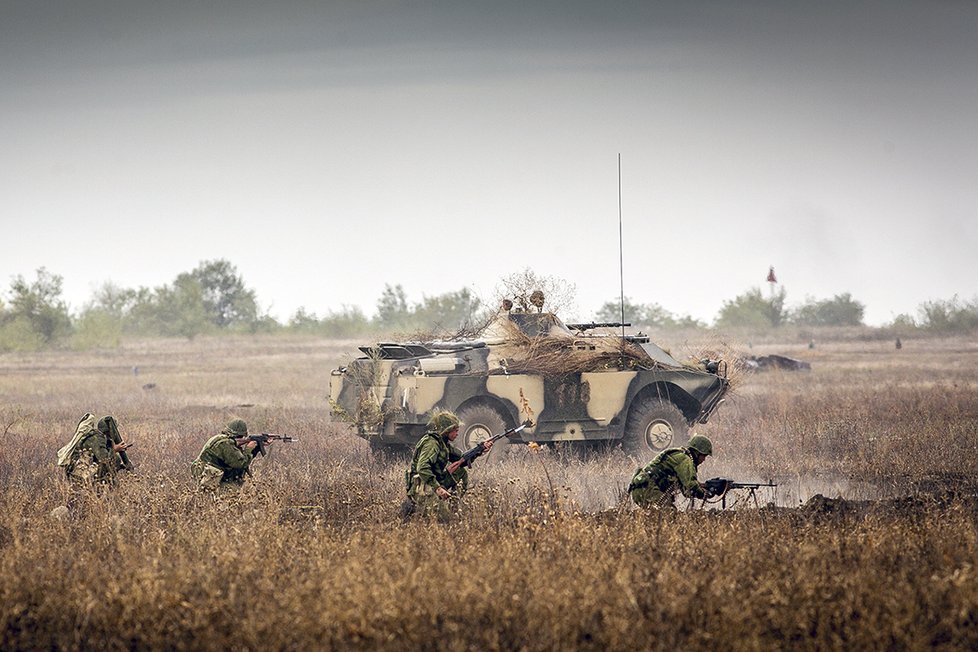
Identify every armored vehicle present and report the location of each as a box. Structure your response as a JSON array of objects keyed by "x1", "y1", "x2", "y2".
[{"x1": 329, "y1": 310, "x2": 729, "y2": 459}]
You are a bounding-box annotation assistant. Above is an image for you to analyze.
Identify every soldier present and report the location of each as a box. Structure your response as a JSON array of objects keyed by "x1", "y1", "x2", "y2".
[
  {"x1": 529, "y1": 290, "x2": 545, "y2": 312},
  {"x1": 404, "y1": 410, "x2": 493, "y2": 521},
  {"x1": 57, "y1": 413, "x2": 134, "y2": 488},
  {"x1": 98, "y1": 415, "x2": 135, "y2": 472},
  {"x1": 191, "y1": 419, "x2": 266, "y2": 492},
  {"x1": 628, "y1": 434, "x2": 714, "y2": 509}
]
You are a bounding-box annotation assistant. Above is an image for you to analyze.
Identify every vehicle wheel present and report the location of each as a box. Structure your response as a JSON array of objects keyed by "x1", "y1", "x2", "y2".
[
  {"x1": 456, "y1": 403, "x2": 513, "y2": 462},
  {"x1": 622, "y1": 398, "x2": 688, "y2": 461}
]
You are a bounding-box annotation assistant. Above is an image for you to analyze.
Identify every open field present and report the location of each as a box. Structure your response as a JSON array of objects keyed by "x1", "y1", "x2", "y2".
[{"x1": 2, "y1": 333, "x2": 978, "y2": 650}]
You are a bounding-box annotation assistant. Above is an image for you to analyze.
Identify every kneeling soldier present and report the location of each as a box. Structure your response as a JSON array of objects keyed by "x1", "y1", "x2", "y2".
[
  {"x1": 628, "y1": 434, "x2": 714, "y2": 509},
  {"x1": 191, "y1": 419, "x2": 264, "y2": 492},
  {"x1": 57, "y1": 413, "x2": 134, "y2": 489}
]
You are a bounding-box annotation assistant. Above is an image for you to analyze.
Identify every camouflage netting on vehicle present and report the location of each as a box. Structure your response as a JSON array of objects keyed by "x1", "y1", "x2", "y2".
[{"x1": 488, "y1": 319, "x2": 665, "y2": 377}]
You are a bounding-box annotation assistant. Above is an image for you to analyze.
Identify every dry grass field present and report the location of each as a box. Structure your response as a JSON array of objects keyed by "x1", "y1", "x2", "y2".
[{"x1": 2, "y1": 333, "x2": 978, "y2": 650}]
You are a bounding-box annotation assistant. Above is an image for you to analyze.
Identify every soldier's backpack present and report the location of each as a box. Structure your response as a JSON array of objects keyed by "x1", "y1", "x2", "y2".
[{"x1": 57, "y1": 413, "x2": 98, "y2": 467}]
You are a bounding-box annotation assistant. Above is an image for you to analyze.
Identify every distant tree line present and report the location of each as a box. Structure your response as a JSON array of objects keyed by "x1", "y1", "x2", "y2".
[
  {"x1": 1, "y1": 263, "x2": 976, "y2": 352},
  {"x1": 0, "y1": 263, "x2": 487, "y2": 351},
  {"x1": 596, "y1": 285, "x2": 978, "y2": 335},
  {"x1": 286, "y1": 283, "x2": 484, "y2": 339},
  {"x1": 595, "y1": 288, "x2": 866, "y2": 330}
]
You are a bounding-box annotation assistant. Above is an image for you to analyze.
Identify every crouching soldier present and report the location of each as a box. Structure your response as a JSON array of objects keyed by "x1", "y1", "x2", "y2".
[
  {"x1": 191, "y1": 419, "x2": 265, "y2": 492},
  {"x1": 628, "y1": 434, "x2": 714, "y2": 509},
  {"x1": 403, "y1": 410, "x2": 492, "y2": 522},
  {"x1": 98, "y1": 415, "x2": 135, "y2": 472},
  {"x1": 57, "y1": 413, "x2": 134, "y2": 488}
]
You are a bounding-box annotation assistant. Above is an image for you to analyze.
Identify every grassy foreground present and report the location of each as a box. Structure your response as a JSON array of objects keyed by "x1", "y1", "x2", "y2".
[{"x1": 1, "y1": 334, "x2": 977, "y2": 650}]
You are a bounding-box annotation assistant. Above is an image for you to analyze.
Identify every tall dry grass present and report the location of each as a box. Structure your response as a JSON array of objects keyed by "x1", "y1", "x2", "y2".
[{"x1": 2, "y1": 333, "x2": 977, "y2": 650}]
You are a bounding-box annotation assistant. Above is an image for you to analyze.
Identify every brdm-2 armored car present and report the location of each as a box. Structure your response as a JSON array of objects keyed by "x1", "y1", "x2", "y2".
[{"x1": 329, "y1": 310, "x2": 729, "y2": 459}]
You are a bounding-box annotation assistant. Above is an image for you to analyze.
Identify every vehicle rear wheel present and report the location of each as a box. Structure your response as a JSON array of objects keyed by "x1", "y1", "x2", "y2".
[
  {"x1": 456, "y1": 403, "x2": 513, "y2": 463},
  {"x1": 622, "y1": 398, "x2": 688, "y2": 461}
]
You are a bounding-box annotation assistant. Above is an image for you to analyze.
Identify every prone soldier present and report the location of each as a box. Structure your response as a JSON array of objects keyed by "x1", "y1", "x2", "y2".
[{"x1": 628, "y1": 434, "x2": 714, "y2": 509}]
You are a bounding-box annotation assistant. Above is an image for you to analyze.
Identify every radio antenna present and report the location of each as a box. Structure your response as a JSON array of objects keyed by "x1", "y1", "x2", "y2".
[{"x1": 618, "y1": 154, "x2": 626, "y2": 364}]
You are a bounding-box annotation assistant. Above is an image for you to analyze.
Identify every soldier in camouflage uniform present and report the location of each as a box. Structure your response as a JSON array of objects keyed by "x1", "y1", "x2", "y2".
[
  {"x1": 404, "y1": 410, "x2": 493, "y2": 521},
  {"x1": 628, "y1": 434, "x2": 714, "y2": 509},
  {"x1": 191, "y1": 419, "x2": 264, "y2": 492},
  {"x1": 57, "y1": 413, "x2": 134, "y2": 488},
  {"x1": 97, "y1": 415, "x2": 135, "y2": 472}
]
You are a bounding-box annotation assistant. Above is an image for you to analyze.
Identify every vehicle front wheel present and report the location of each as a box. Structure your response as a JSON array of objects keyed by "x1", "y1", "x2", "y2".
[
  {"x1": 456, "y1": 403, "x2": 513, "y2": 463},
  {"x1": 622, "y1": 398, "x2": 688, "y2": 461}
]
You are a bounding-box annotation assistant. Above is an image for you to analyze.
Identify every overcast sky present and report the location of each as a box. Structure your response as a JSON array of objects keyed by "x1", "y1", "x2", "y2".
[{"x1": 2, "y1": 0, "x2": 976, "y2": 326}]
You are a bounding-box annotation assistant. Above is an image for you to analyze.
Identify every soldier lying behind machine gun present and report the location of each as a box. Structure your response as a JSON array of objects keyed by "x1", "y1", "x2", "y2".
[{"x1": 704, "y1": 477, "x2": 778, "y2": 508}]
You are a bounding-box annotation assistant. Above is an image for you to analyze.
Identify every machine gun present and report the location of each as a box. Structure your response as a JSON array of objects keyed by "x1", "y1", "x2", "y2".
[
  {"x1": 566, "y1": 322, "x2": 631, "y2": 331},
  {"x1": 237, "y1": 433, "x2": 298, "y2": 457},
  {"x1": 704, "y1": 477, "x2": 778, "y2": 508},
  {"x1": 447, "y1": 420, "x2": 533, "y2": 473}
]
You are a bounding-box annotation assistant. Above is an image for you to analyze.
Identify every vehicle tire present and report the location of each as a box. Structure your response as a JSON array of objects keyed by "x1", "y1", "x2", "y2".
[
  {"x1": 622, "y1": 398, "x2": 688, "y2": 461},
  {"x1": 456, "y1": 403, "x2": 513, "y2": 463}
]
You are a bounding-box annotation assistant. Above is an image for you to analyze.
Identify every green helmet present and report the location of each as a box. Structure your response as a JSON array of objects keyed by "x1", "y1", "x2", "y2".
[
  {"x1": 224, "y1": 419, "x2": 249, "y2": 437},
  {"x1": 427, "y1": 410, "x2": 460, "y2": 436},
  {"x1": 687, "y1": 434, "x2": 713, "y2": 456}
]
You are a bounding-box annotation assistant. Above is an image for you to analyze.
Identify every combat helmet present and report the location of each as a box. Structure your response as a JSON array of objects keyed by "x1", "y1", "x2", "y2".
[
  {"x1": 224, "y1": 419, "x2": 249, "y2": 437},
  {"x1": 427, "y1": 410, "x2": 460, "y2": 437},
  {"x1": 687, "y1": 434, "x2": 713, "y2": 456}
]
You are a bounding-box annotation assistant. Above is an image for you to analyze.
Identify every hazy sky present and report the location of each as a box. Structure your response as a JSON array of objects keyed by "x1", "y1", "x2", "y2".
[{"x1": 3, "y1": 1, "x2": 976, "y2": 326}]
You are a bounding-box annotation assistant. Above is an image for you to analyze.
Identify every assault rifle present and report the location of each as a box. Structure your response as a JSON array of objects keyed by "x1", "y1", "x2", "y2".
[
  {"x1": 566, "y1": 322, "x2": 631, "y2": 331},
  {"x1": 237, "y1": 433, "x2": 297, "y2": 457},
  {"x1": 704, "y1": 477, "x2": 778, "y2": 508},
  {"x1": 447, "y1": 420, "x2": 534, "y2": 473}
]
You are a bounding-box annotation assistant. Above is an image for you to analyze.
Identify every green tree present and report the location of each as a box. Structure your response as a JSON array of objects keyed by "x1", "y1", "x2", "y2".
[
  {"x1": 715, "y1": 287, "x2": 787, "y2": 329},
  {"x1": 288, "y1": 307, "x2": 321, "y2": 332},
  {"x1": 85, "y1": 282, "x2": 138, "y2": 321},
  {"x1": 376, "y1": 284, "x2": 410, "y2": 329},
  {"x1": 792, "y1": 293, "x2": 865, "y2": 326},
  {"x1": 4, "y1": 268, "x2": 72, "y2": 344},
  {"x1": 131, "y1": 277, "x2": 209, "y2": 339},
  {"x1": 71, "y1": 310, "x2": 122, "y2": 349},
  {"x1": 160, "y1": 276, "x2": 209, "y2": 338},
  {"x1": 321, "y1": 306, "x2": 370, "y2": 337},
  {"x1": 183, "y1": 259, "x2": 258, "y2": 329},
  {"x1": 595, "y1": 298, "x2": 699, "y2": 328},
  {"x1": 918, "y1": 296, "x2": 978, "y2": 333},
  {"x1": 413, "y1": 289, "x2": 482, "y2": 332},
  {"x1": 121, "y1": 287, "x2": 162, "y2": 335},
  {"x1": 595, "y1": 297, "x2": 646, "y2": 324}
]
